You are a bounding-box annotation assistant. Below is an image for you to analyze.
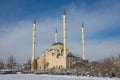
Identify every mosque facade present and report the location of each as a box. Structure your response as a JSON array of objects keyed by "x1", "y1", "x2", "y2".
[{"x1": 31, "y1": 10, "x2": 86, "y2": 72}]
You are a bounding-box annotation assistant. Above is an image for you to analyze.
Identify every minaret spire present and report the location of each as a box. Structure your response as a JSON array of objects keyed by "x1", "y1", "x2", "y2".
[
  {"x1": 56, "y1": 28, "x2": 57, "y2": 33},
  {"x1": 55, "y1": 28, "x2": 58, "y2": 43},
  {"x1": 34, "y1": 17, "x2": 36, "y2": 24},
  {"x1": 81, "y1": 22, "x2": 86, "y2": 60},
  {"x1": 82, "y1": 21, "x2": 84, "y2": 28},
  {"x1": 64, "y1": 9, "x2": 66, "y2": 15},
  {"x1": 31, "y1": 17, "x2": 36, "y2": 72},
  {"x1": 63, "y1": 9, "x2": 67, "y2": 57}
]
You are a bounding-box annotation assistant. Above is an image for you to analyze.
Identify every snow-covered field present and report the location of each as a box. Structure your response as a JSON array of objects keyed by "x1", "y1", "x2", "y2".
[{"x1": 0, "y1": 74, "x2": 119, "y2": 80}]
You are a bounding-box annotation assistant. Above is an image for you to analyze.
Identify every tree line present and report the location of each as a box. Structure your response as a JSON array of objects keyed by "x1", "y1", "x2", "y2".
[
  {"x1": 0, "y1": 56, "x2": 31, "y2": 70},
  {"x1": 0, "y1": 54, "x2": 120, "y2": 78}
]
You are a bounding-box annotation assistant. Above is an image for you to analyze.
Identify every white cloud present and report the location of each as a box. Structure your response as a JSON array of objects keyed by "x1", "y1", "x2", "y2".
[
  {"x1": 65, "y1": 1, "x2": 120, "y2": 61},
  {"x1": 0, "y1": 1, "x2": 120, "y2": 63},
  {"x1": 66, "y1": 1, "x2": 120, "y2": 37},
  {"x1": 85, "y1": 38, "x2": 120, "y2": 61},
  {"x1": 0, "y1": 18, "x2": 63, "y2": 63},
  {"x1": 67, "y1": 37, "x2": 120, "y2": 61},
  {"x1": 0, "y1": 21, "x2": 32, "y2": 63}
]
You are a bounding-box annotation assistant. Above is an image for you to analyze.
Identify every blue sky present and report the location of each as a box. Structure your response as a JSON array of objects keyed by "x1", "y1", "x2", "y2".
[{"x1": 0, "y1": 0, "x2": 120, "y2": 63}]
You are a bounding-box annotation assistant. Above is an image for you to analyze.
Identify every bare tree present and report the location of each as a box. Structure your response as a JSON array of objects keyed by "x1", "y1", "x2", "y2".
[
  {"x1": 111, "y1": 56, "x2": 115, "y2": 62},
  {"x1": 118, "y1": 53, "x2": 120, "y2": 61},
  {"x1": 24, "y1": 58, "x2": 31, "y2": 70},
  {"x1": 0, "y1": 59, "x2": 4, "y2": 70},
  {"x1": 7, "y1": 56, "x2": 16, "y2": 70}
]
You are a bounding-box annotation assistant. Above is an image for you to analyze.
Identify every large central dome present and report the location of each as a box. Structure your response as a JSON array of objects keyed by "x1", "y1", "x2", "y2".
[{"x1": 51, "y1": 42, "x2": 63, "y2": 46}]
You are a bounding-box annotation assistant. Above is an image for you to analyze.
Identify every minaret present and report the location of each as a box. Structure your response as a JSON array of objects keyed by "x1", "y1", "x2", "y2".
[
  {"x1": 31, "y1": 17, "x2": 36, "y2": 72},
  {"x1": 55, "y1": 28, "x2": 58, "y2": 43},
  {"x1": 63, "y1": 10, "x2": 67, "y2": 57},
  {"x1": 81, "y1": 22, "x2": 86, "y2": 60}
]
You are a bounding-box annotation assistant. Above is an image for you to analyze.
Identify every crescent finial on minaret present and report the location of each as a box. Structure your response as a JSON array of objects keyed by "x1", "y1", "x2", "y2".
[
  {"x1": 34, "y1": 17, "x2": 36, "y2": 24},
  {"x1": 56, "y1": 28, "x2": 58, "y2": 33},
  {"x1": 82, "y1": 21, "x2": 84, "y2": 28},
  {"x1": 64, "y1": 9, "x2": 66, "y2": 15}
]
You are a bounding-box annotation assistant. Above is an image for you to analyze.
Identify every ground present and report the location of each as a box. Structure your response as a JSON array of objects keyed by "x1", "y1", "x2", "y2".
[{"x1": 0, "y1": 74, "x2": 119, "y2": 80}]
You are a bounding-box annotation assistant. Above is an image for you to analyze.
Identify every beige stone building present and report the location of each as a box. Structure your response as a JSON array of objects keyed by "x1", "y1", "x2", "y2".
[
  {"x1": 31, "y1": 10, "x2": 86, "y2": 71},
  {"x1": 36, "y1": 31, "x2": 79, "y2": 70}
]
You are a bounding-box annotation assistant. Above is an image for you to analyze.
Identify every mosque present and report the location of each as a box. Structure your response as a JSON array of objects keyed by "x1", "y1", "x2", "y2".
[{"x1": 31, "y1": 10, "x2": 86, "y2": 72}]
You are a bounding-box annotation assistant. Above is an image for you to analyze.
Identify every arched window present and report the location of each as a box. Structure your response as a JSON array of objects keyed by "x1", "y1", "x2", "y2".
[
  {"x1": 53, "y1": 66, "x2": 55, "y2": 69},
  {"x1": 59, "y1": 66, "x2": 61, "y2": 68}
]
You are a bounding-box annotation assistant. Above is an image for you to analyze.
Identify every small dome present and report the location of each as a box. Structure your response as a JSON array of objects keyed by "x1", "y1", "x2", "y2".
[{"x1": 51, "y1": 42, "x2": 63, "y2": 46}]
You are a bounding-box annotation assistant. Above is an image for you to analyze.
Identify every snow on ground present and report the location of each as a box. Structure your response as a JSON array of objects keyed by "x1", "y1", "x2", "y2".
[{"x1": 0, "y1": 74, "x2": 119, "y2": 80}]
